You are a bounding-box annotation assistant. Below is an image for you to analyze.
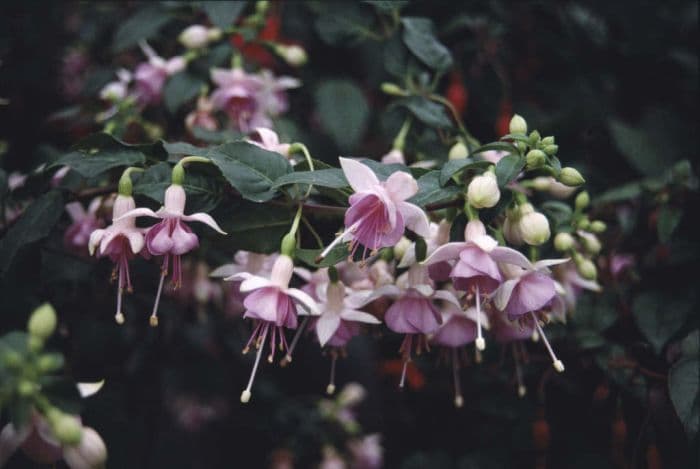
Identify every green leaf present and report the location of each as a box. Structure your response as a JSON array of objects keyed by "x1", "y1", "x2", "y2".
[
  {"x1": 297, "y1": 246, "x2": 349, "y2": 268},
  {"x1": 201, "y1": 1, "x2": 247, "y2": 29},
  {"x1": 315, "y1": 3, "x2": 374, "y2": 45},
  {"x1": 163, "y1": 141, "x2": 207, "y2": 157},
  {"x1": 191, "y1": 126, "x2": 242, "y2": 143},
  {"x1": 401, "y1": 18, "x2": 453, "y2": 71},
  {"x1": 112, "y1": 5, "x2": 172, "y2": 52},
  {"x1": 541, "y1": 201, "x2": 573, "y2": 228},
  {"x1": 133, "y1": 162, "x2": 223, "y2": 213},
  {"x1": 315, "y1": 80, "x2": 369, "y2": 151},
  {"x1": 449, "y1": 213, "x2": 467, "y2": 242},
  {"x1": 594, "y1": 181, "x2": 643, "y2": 205},
  {"x1": 668, "y1": 356, "x2": 699, "y2": 439},
  {"x1": 394, "y1": 96, "x2": 453, "y2": 129},
  {"x1": 50, "y1": 133, "x2": 166, "y2": 178},
  {"x1": 163, "y1": 72, "x2": 204, "y2": 114},
  {"x1": 657, "y1": 205, "x2": 682, "y2": 243},
  {"x1": 409, "y1": 171, "x2": 461, "y2": 207},
  {"x1": 0, "y1": 191, "x2": 64, "y2": 276},
  {"x1": 439, "y1": 158, "x2": 492, "y2": 186},
  {"x1": 206, "y1": 141, "x2": 292, "y2": 202},
  {"x1": 472, "y1": 142, "x2": 517, "y2": 155},
  {"x1": 273, "y1": 169, "x2": 348, "y2": 189},
  {"x1": 633, "y1": 290, "x2": 693, "y2": 354},
  {"x1": 213, "y1": 201, "x2": 293, "y2": 253},
  {"x1": 572, "y1": 294, "x2": 617, "y2": 349},
  {"x1": 495, "y1": 154, "x2": 525, "y2": 187},
  {"x1": 363, "y1": 1, "x2": 409, "y2": 12}
]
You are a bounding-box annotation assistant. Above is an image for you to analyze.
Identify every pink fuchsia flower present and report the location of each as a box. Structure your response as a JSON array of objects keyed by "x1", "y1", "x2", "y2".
[
  {"x1": 314, "y1": 280, "x2": 380, "y2": 394},
  {"x1": 423, "y1": 219, "x2": 531, "y2": 350},
  {"x1": 493, "y1": 258, "x2": 569, "y2": 372},
  {"x1": 254, "y1": 69, "x2": 300, "y2": 117},
  {"x1": 0, "y1": 413, "x2": 106, "y2": 469},
  {"x1": 609, "y1": 253, "x2": 635, "y2": 279},
  {"x1": 211, "y1": 251, "x2": 277, "y2": 318},
  {"x1": 64, "y1": 198, "x2": 103, "y2": 256},
  {"x1": 210, "y1": 67, "x2": 265, "y2": 132},
  {"x1": 99, "y1": 69, "x2": 132, "y2": 102},
  {"x1": 185, "y1": 96, "x2": 218, "y2": 132},
  {"x1": 399, "y1": 220, "x2": 451, "y2": 281},
  {"x1": 381, "y1": 148, "x2": 405, "y2": 165},
  {"x1": 133, "y1": 42, "x2": 185, "y2": 106},
  {"x1": 246, "y1": 127, "x2": 291, "y2": 158},
  {"x1": 117, "y1": 183, "x2": 226, "y2": 326},
  {"x1": 320, "y1": 158, "x2": 430, "y2": 261},
  {"x1": 227, "y1": 254, "x2": 320, "y2": 403},
  {"x1": 553, "y1": 263, "x2": 601, "y2": 314},
  {"x1": 88, "y1": 194, "x2": 145, "y2": 324}
]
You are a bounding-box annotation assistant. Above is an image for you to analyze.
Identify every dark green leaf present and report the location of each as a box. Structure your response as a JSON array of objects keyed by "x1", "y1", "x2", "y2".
[
  {"x1": 112, "y1": 5, "x2": 172, "y2": 52},
  {"x1": 657, "y1": 205, "x2": 682, "y2": 243},
  {"x1": 409, "y1": 171, "x2": 461, "y2": 207},
  {"x1": 594, "y1": 181, "x2": 643, "y2": 205},
  {"x1": 633, "y1": 290, "x2": 693, "y2": 354},
  {"x1": 495, "y1": 154, "x2": 524, "y2": 187},
  {"x1": 472, "y1": 142, "x2": 517, "y2": 155},
  {"x1": 572, "y1": 294, "x2": 617, "y2": 349},
  {"x1": 315, "y1": 80, "x2": 369, "y2": 151},
  {"x1": 363, "y1": 1, "x2": 409, "y2": 12},
  {"x1": 394, "y1": 96, "x2": 453, "y2": 129},
  {"x1": 163, "y1": 141, "x2": 207, "y2": 157},
  {"x1": 201, "y1": 1, "x2": 247, "y2": 29},
  {"x1": 499, "y1": 133, "x2": 530, "y2": 143},
  {"x1": 449, "y1": 213, "x2": 467, "y2": 242},
  {"x1": 273, "y1": 169, "x2": 348, "y2": 189},
  {"x1": 541, "y1": 201, "x2": 573, "y2": 228},
  {"x1": 213, "y1": 201, "x2": 293, "y2": 253},
  {"x1": 315, "y1": 3, "x2": 374, "y2": 45},
  {"x1": 163, "y1": 72, "x2": 204, "y2": 114},
  {"x1": 0, "y1": 191, "x2": 64, "y2": 276},
  {"x1": 401, "y1": 18, "x2": 453, "y2": 71},
  {"x1": 297, "y1": 246, "x2": 349, "y2": 268},
  {"x1": 668, "y1": 356, "x2": 699, "y2": 439},
  {"x1": 191, "y1": 126, "x2": 242, "y2": 143},
  {"x1": 206, "y1": 141, "x2": 292, "y2": 202},
  {"x1": 439, "y1": 158, "x2": 492, "y2": 186},
  {"x1": 383, "y1": 33, "x2": 410, "y2": 78}
]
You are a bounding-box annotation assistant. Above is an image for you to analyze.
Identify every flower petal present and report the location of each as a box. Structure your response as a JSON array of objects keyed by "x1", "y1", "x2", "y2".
[
  {"x1": 423, "y1": 242, "x2": 468, "y2": 265},
  {"x1": 210, "y1": 264, "x2": 240, "y2": 278},
  {"x1": 170, "y1": 221, "x2": 199, "y2": 255},
  {"x1": 339, "y1": 157, "x2": 380, "y2": 193},
  {"x1": 533, "y1": 258, "x2": 570, "y2": 271},
  {"x1": 114, "y1": 207, "x2": 160, "y2": 223},
  {"x1": 239, "y1": 275, "x2": 275, "y2": 292},
  {"x1": 0, "y1": 423, "x2": 29, "y2": 467},
  {"x1": 471, "y1": 235, "x2": 498, "y2": 252},
  {"x1": 398, "y1": 202, "x2": 430, "y2": 237},
  {"x1": 181, "y1": 212, "x2": 227, "y2": 234},
  {"x1": 385, "y1": 171, "x2": 418, "y2": 201},
  {"x1": 316, "y1": 312, "x2": 341, "y2": 346},
  {"x1": 125, "y1": 230, "x2": 144, "y2": 254},
  {"x1": 340, "y1": 308, "x2": 381, "y2": 324},
  {"x1": 432, "y1": 289, "x2": 461, "y2": 307},
  {"x1": 88, "y1": 229, "x2": 105, "y2": 256},
  {"x1": 493, "y1": 279, "x2": 520, "y2": 311},
  {"x1": 489, "y1": 246, "x2": 533, "y2": 269},
  {"x1": 287, "y1": 288, "x2": 320, "y2": 315}
]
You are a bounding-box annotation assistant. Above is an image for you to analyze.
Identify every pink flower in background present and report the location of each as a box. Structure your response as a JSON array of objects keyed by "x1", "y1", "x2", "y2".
[
  {"x1": 380, "y1": 148, "x2": 405, "y2": 165},
  {"x1": 211, "y1": 251, "x2": 277, "y2": 317},
  {"x1": 315, "y1": 281, "x2": 380, "y2": 347},
  {"x1": 88, "y1": 194, "x2": 145, "y2": 323},
  {"x1": 320, "y1": 158, "x2": 430, "y2": 261},
  {"x1": 210, "y1": 67, "x2": 265, "y2": 132},
  {"x1": 610, "y1": 253, "x2": 635, "y2": 279},
  {"x1": 348, "y1": 434, "x2": 383, "y2": 469},
  {"x1": 553, "y1": 262, "x2": 601, "y2": 313},
  {"x1": 255, "y1": 69, "x2": 300, "y2": 117},
  {"x1": 185, "y1": 96, "x2": 218, "y2": 132},
  {"x1": 117, "y1": 183, "x2": 226, "y2": 326},
  {"x1": 133, "y1": 42, "x2": 185, "y2": 106},
  {"x1": 63, "y1": 198, "x2": 103, "y2": 255},
  {"x1": 227, "y1": 254, "x2": 319, "y2": 403},
  {"x1": 246, "y1": 127, "x2": 291, "y2": 158}
]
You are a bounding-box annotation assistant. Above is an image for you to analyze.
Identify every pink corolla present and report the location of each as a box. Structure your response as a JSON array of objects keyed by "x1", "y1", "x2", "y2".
[
  {"x1": 246, "y1": 127, "x2": 291, "y2": 158},
  {"x1": 88, "y1": 194, "x2": 145, "y2": 324},
  {"x1": 64, "y1": 198, "x2": 103, "y2": 256},
  {"x1": 320, "y1": 158, "x2": 430, "y2": 261},
  {"x1": 210, "y1": 67, "x2": 265, "y2": 132},
  {"x1": 255, "y1": 69, "x2": 300, "y2": 117},
  {"x1": 553, "y1": 262, "x2": 601, "y2": 314},
  {"x1": 133, "y1": 42, "x2": 185, "y2": 106},
  {"x1": 226, "y1": 254, "x2": 320, "y2": 403},
  {"x1": 117, "y1": 183, "x2": 226, "y2": 326},
  {"x1": 211, "y1": 251, "x2": 277, "y2": 318},
  {"x1": 423, "y1": 219, "x2": 531, "y2": 350}
]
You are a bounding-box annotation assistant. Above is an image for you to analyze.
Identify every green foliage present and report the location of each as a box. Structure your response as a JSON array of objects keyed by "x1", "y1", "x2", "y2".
[
  {"x1": 164, "y1": 72, "x2": 205, "y2": 114},
  {"x1": 315, "y1": 80, "x2": 369, "y2": 152},
  {"x1": 111, "y1": 4, "x2": 172, "y2": 52},
  {"x1": 633, "y1": 290, "x2": 694, "y2": 354},
  {"x1": 201, "y1": 1, "x2": 248, "y2": 29},
  {"x1": 401, "y1": 18, "x2": 453, "y2": 72},
  {"x1": 669, "y1": 332, "x2": 699, "y2": 439}
]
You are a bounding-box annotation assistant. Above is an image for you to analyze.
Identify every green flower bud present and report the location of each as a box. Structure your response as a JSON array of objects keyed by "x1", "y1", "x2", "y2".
[
  {"x1": 543, "y1": 144, "x2": 559, "y2": 156},
  {"x1": 528, "y1": 130, "x2": 541, "y2": 147},
  {"x1": 516, "y1": 141, "x2": 527, "y2": 153},
  {"x1": 532, "y1": 176, "x2": 552, "y2": 191},
  {"x1": 590, "y1": 221, "x2": 607, "y2": 233},
  {"x1": 255, "y1": 1, "x2": 269, "y2": 15},
  {"x1": 1, "y1": 349, "x2": 22, "y2": 369},
  {"x1": 171, "y1": 163, "x2": 185, "y2": 185},
  {"x1": 448, "y1": 141, "x2": 468, "y2": 160},
  {"x1": 280, "y1": 232, "x2": 296, "y2": 258},
  {"x1": 51, "y1": 414, "x2": 84, "y2": 446},
  {"x1": 17, "y1": 380, "x2": 36, "y2": 397},
  {"x1": 558, "y1": 167, "x2": 585, "y2": 187},
  {"x1": 541, "y1": 136, "x2": 555, "y2": 146},
  {"x1": 554, "y1": 232, "x2": 575, "y2": 252},
  {"x1": 380, "y1": 82, "x2": 407, "y2": 96},
  {"x1": 580, "y1": 232, "x2": 602, "y2": 254},
  {"x1": 393, "y1": 236, "x2": 411, "y2": 260},
  {"x1": 37, "y1": 353, "x2": 64, "y2": 373},
  {"x1": 509, "y1": 114, "x2": 528, "y2": 135},
  {"x1": 28, "y1": 303, "x2": 57, "y2": 340},
  {"x1": 28, "y1": 335, "x2": 44, "y2": 353},
  {"x1": 519, "y1": 211, "x2": 551, "y2": 246},
  {"x1": 577, "y1": 217, "x2": 590, "y2": 230},
  {"x1": 576, "y1": 258, "x2": 597, "y2": 280},
  {"x1": 575, "y1": 191, "x2": 590, "y2": 211},
  {"x1": 525, "y1": 149, "x2": 546, "y2": 169}
]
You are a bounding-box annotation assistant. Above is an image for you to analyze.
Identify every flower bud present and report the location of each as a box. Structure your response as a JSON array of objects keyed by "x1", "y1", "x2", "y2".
[
  {"x1": 337, "y1": 382, "x2": 366, "y2": 407},
  {"x1": 63, "y1": 427, "x2": 108, "y2": 469},
  {"x1": 17, "y1": 380, "x2": 36, "y2": 397},
  {"x1": 284, "y1": 45, "x2": 308, "y2": 66},
  {"x1": 207, "y1": 28, "x2": 222, "y2": 42},
  {"x1": 179, "y1": 25, "x2": 210, "y2": 49},
  {"x1": 393, "y1": 236, "x2": 411, "y2": 261},
  {"x1": 516, "y1": 141, "x2": 527, "y2": 153},
  {"x1": 541, "y1": 136, "x2": 555, "y2": 146},
  {"x1": 554, "y1": 232, "x2": 574, "y2": 252},
  {"x1": 575, "y1": 191, "x2": 590, "y2": 211},
  {"x1": 528, "y1": 130, "x2": 541, "y2": 146},
  {"x1": 465, "y1": 219, "x2": 487, "y2": 241},
  {"x1": 559, "y1": 167, "x2": 585, "y2": 187},
  {"x1": 255, "y1": 0, "x2": 269, "y2": 14},
  {"x1": 532, "y1": 176, "x2": 551, "y2": 191},
  {"x1": 543, "y1": 144, "x2": 559, "y2": 156},
  {"x1": 577, "y1": 217, "x2": 590, "y2": 231},
  {"x1": 579, "y1": 232, "x2": 602, "y2": 255},
  {"x1": 590, "y1": 220, "x2": 607, "y2": 233},
  {"x1": 28, "y1": 303, "x2": 57, "y2": 340},
  {"x1": 280, "y1": 232, "x2": 296, "y2": 258},
  {"x1": 503, "y1": 211, "x2": 524, "y2": 246},
  {"x1": 467, "y1": 172, "x2": 500, "y2": 208},
  {"x1": 525, "y1": 149, "x2": 546, "y2": 169},
  {"x1": 37, "y1": 353, "x2": 64, "y2": 373},
  {"x1": 519, "y1": 210, "x2": 551, "y2": 246},
  {"x1": 576, "y1": 258, "x2": 597, "y2": 280},
  {"x1": 51, "y1": 414, "x2": 83, "y2": 446},
  {"x1": 448, "y1": 141, "x2": 468, "y2": 160},
  {"x1": 509, "y1": 114, "x2": 527, "y2": 135},
  {"x1": 380, "y1": 82, "x2": 407, "y2": 96}
]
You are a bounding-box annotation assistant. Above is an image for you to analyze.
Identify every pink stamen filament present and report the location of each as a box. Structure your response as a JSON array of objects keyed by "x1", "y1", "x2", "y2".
[
  {"x1": 327, "y1": 352, "x2": 337, "y2": 395},
  {"x1": 241, "y1": 323, "x2": 270, "y2": 403},
  {"x1": 530, "y1": 312, "x2": 564, "y2": 372},
  {"x1": 282, "y1": 316, "x2": 309, "y2": 365},
  {"x1": 398, "y1": 335, "x2": 413, "y2": 389},
  {"x1": 475, "y1": 285, "x2": 485, "y2": 351},
  {"x1": 150, "y1": 262, "x2": 167, "y2": 327},
  {"x1": 452, "y1": 348, "x2": 463, "y2": 408},
  {"x1": 513, "y1": 343, "x2": 526, "y2": 397}
]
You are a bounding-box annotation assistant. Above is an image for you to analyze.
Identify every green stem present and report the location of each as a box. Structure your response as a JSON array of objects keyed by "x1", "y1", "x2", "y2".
[
  {"x1": 529, "y1": 245, "x2": 539, "y2": 262},
  {"x1": 464, "y1": 203, "x2": 479, "y2": 221},
  {"x1": 428, "y1": 94, "x2": 478, "y2": 149},
  {"x1": 289, "y1": 143, "x2": 315, "y2": 198},
  {"x1": 302, "y1": 215, "x2": 324, "y2": 249},
  {"x1": 393, "y1": 118, "x2": 412, "y2": 151}
]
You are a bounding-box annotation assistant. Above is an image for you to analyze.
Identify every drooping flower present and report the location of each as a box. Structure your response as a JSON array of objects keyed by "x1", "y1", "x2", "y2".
[
  {"x1": 210, "y1": 67, "x2": 265, "y2": 132},
  {"x1": 185, "y1": 96, "x2": 218, "y2": 132},
  {"x1": 211, "y1": 251, "x2": 277, "y2": 318},
  {"x1": 254, "y1": 69, "x2": 300, "y2": 118},
  {"x1": 553, "y1": 262, "x2": 601, "y2": 314},
  {"x1": 99, "y1": 69, "x2": 132, "y2": 102},
  {"x1": 116, "y1": 183, "x2": 226, "y2": 326},
  {"x1": 226, "y1": 254, "x2": 320, "y2": 403},
  {"x1": 319, "y1": 158, "x2": 430, "y2": 261},
  {"x1": 133, "y1": 42, "x2": 185, "y2": 106},
  {"x1": 64, "y1": 198, "x2": 103, "y2": 256},
  {"x1": 246, "y1": 127, "x2": 291, "y2": 158},
  {"x1": 88, "y1": 194, "x2": 145, "y2": 324}
]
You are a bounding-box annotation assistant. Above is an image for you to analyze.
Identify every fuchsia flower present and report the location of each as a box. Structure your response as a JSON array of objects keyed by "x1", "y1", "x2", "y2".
[
  {"x1": 227, "y1": 254, "x2": 320, "y2": 403},
  {"x1": 88, "y1": 194, "x2": 145, "y2": 323},
  {"x1": 117, "y1": 183, "x2": 226, "y2": 326},
  {"x1": 424, "y1": 219, "x2": 531, "y2": 350},
  {"x1": 320, "y1": 158, "x2": 430, "y2": 261},
  {"x1": 64, "y1": 198, "x2": 103, "y2": 255},
  {"x1": 211, "y1": 251, "x2": 277, "y2": 317},
  {"x1": 255, "y1": 69, "x2": 300, "y2": 117},
  {"x1": 380, "y1": 148, "x2": 405, "y2": 165},
  {"x1": 246, "y1": 127, "x2": 291, "y2": 158},
  {"x1": 185, "y1": 96, "x2": 218, "y2": 132},
  {"x1": 133, "y1": 42, "x2": 185, "y2": 106},
  {"x1": 210, "y1": 67, "x2": 266, "y2": 132},
  {"x1": 553, "y1": 263, "x2": 601, "y2": 314}
]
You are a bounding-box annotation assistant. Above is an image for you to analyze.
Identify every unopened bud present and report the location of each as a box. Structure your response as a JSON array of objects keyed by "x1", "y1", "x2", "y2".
[
  {"x1": 503, "y1": 212, "x2": 524, "y2": 246},
  {"x1": 17, "y1": 380, "x2": 36, "y2": 397},
  {"x1": 255, "y1": 1, "x2": 269, "y2": 15},
  {"x1": 448, "y1": 141, "x2": 468, "y2": 160},
  {"x1": 51, "y1": 414, "x2": 83, "y2": 446},
  {"x1": 559, "y1": 167, "x2": 585, "y2": 187},
  {"x1": 541, "y1": 136, "x2": 555, "y2": 146},
  {"x1": 393, "y1": 236, "x2": 411, "y2": 261},
  {"x1": 37, "y1": 353, "x2": 64, "y2": 373},
  {"x1": 543, "y1": 144, "x2": 559, "y2": 156},
  {"x1": 575, "y1": 191, "x2": 590, "y2": 211},
  {"x1": 528, "y1": 130, "x2": 541, "y2": 146},
  {"x1": 509, "y1": 114, "x2": 528, "y2": 135},
  {"x1": 579, "y1": 232, "x2": 602, "y2": 255},
  {"x1": 467, "y1": 172, "x2": 500, "y2": 208},
  {"x1": 577, "y1": 258, "x2": 597, "y2": 280},
  {"x1": 207, "y1": 28, "x2": 222, "y2": 42},
  {"x1": 519, "y1": 211, "x2": 551, "y2": 245},
  {"x1": 577, "y1": 217, "x2": 590, "y2": 230},
  {"x1": 276, "y1": 44, "x2": 307, "y2": 67},
  {"x1": 28, "y1": 303, "x2": 57, "y2": 340},
  {"x1": 337, "y1": 382, "x2": 366, "y2": 407},
  {"x1": 525, "y1": 149, "x2": 546, "y2": 169},
  {"x1": 554, "y1": 232, "x2": 575, "y2": 252},
  {"x1": 380, "y1": 82, "x2": 407, "y2": 96},
  {"x1": 63, "y1": 427, "x2": 108, "y2": 468},
  {"x1": 179, "y1": 25, "x2": 210, "y2": 49},
  {"x1": 590, "y1": 221, "x2": 607, "y2": 233},
  {"x1": 280, "y1": 232, "x2": 296, "y2": 258},
  {"x1": 2, "y1": 350, "x2": 22, "y2": 369},
  {"x1": 532, "y1": 176, "x2": 552, "y2": 191}
]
